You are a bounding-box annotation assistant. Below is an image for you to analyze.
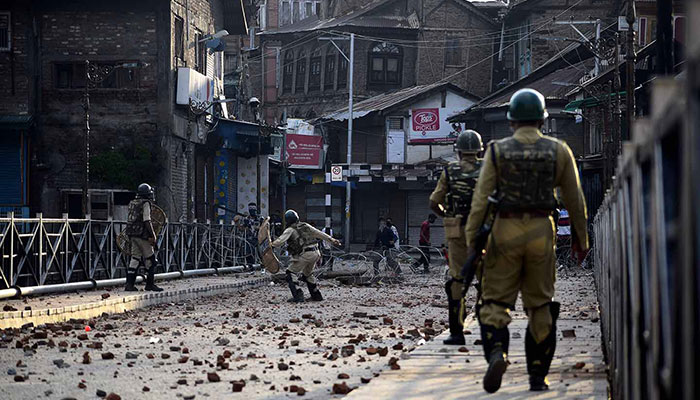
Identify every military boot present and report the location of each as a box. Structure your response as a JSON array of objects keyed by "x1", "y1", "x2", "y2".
[
  {"x1": 286, "y1": 272, "x2": 304, "y2": 303},
  {"x1": 124, "y1": 269, "x2": 138, "y2": 292},
  {"x1": 306, "y1": 282, "x2": 323, "y2": 301},
  {"x1": 481, "y1": 324, "x2": 510, "y2": 393},
  {"x1": 144, "y1": 256, "x2": 163, "y2": 292},
  {"x1": 443, "y1": 281, "x2": 465, "y2": 345},
  {"x1": 526, "y1": 302, "x2": 560, "y2": 391}
]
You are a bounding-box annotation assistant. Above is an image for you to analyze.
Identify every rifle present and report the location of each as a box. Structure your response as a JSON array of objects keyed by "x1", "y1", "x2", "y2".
[{"x1": 460, "y1": 193, "x2": 500, "y2": 298}]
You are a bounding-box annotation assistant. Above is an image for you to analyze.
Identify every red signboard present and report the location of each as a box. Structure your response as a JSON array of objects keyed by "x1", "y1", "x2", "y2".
[
  {"x1": 286, "y1": 134, "x2": 323, "y2": 168},
  {"x1": 412, "y1": 108, "x2": 440, "y2": 132}
]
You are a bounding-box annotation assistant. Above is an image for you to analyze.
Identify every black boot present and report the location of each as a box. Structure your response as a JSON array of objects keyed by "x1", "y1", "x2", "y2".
[
  {"x1": 286, "y1": 272, "x2": 304, "y2": 303},
  {"x1": 481, "y1": 324, "x2": 510, "y2": 394},
  {"x1": 526, "y1": 302, "x2": 560, "y2": 391},
  {"x1": 124, "y1": 269, "x2": 138, "y2": 292},
  {"x1": 443, "y1": 280, "x2": 465, "y2": 345},
  {"x1": 144, "y1": 255, "x2": 163, "y2": 292},
  {"x1": 306, "y1": 282, "x2": 323, "y2": 301}
]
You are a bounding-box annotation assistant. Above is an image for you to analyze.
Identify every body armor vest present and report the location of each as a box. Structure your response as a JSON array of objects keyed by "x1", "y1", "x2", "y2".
[
  {"x1": 125, "y1": 199, "x2": 149, "y2": 238},
  {"x1": 286, "y1": 222, "x2": 316, "y2": 256},
  {"x1": 496, "y1": 137, "x2": 558, "y2": 211},
  {"x1": 444, "y1": 161, "x2": 481, "y2": 217}
]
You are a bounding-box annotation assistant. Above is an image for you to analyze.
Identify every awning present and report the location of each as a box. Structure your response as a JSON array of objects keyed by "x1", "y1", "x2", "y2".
[
  {"x1": 0, "y1": 115, "x2": 34, "y2": 130},
  {"x1": 564, "y1": 91, "x2": 626, "y2": 111},
  {"x1": 214, "y1": 118, "x2": 277, "y2": 157}
]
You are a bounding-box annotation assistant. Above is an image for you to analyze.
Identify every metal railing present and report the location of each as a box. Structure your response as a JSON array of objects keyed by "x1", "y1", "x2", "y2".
[
  {"x1": 0, "y1": 213, "x2": 260, "y2": 290},
  {"x1": 592, "y1": 78, "x2": 698, "y2": 400}
]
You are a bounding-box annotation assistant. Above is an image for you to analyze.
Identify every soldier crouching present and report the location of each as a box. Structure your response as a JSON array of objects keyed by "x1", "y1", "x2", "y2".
[{"x1": 272, "y1": 209, "x2": 341, "y2": 302}]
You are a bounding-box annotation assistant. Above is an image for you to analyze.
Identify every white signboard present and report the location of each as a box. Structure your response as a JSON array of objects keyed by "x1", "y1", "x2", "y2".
[
  {"x1": 409, "y1": 107, "x2": 461, "y2": 144},
  {"x1": 176, "y1": 67, "x2": 214, "y2": 105},
  {"x1": 331, "y1": 165, "x2": 343, "y2": 182}
]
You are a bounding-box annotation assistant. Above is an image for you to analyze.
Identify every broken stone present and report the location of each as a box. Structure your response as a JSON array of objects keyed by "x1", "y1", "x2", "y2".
[
  {"x1": 562, "y1": 329, "x2": 576, "y2": 338},
  {"x1": 207, "y1": 372, "x2": 220, "y2": 382},
  {"x1": 125, "y1": 352, "x2": 139, "y2": 359},
  {"x1": 178, "y1": 356, "x2": 189, "y2": 363},
  {"x1": 361, "y1": 377, "x2": 371, "y2": 384},
  {"x1": 458, "y1": 347, "x2": 468, "y2": 353},
  {"x1": 101, "y1": 352, "x2": 115, "y2": 360},
  {"x1": 232, "y1": 380, "x2": 245, "y2": 392},
  {"x1": 573, "y1": 362, "x2": 586, "y2": 369},
  {"x1": 332, "y1": 382, "x2": 352, "y2": 394},
  {"x1": 278, "y1": 362, "x2": 289, "y2": 371},
  {"x1": 338, "y1": 373, "x2": 350, "y2": 379},
  {"x1": 105, "y1": 393, "x2": 121, "y2": 400},
  {"x1": 82, "y1": 352, "x2": 91, "y2": 364},
  {"x1": 101, "y1": 293, "x2": 110, "y2": 300},
  {"x1": 96, "y1": 389, "x2": 107, "y2": 397}
]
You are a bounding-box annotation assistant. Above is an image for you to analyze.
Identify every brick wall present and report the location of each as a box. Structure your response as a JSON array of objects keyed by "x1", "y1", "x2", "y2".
[
  {"x1": 36, "y1": 8, "x2": 160, "y2": 215},
  {"x1": 502, "y1": 0, "x2": 619, "y2": 83},
  {"x1": 417, "y1": 0, "x2": 498, "y2": 98},
  {"x1": 0, "y1": 4, "x2": 34, "y2": 115}
]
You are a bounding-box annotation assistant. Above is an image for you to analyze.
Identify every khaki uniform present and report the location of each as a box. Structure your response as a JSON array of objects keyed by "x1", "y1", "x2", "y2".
[
  {"x1": 272, "y1": 222, "x2": 334, "y2": 284},
  {"x1": 127, "y1": 201, "x2": 155, "y2": 271},
  {"x1": 430, "y1": 158, "x2": 480, "y2": 300},
  {"x1": 466, "y1": 127, "x2": 588, "y2": 342}
]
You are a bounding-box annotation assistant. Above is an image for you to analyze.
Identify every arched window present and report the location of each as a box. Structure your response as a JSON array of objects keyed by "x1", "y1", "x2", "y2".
[
  {"x1": 337, "y1": 45, "x2": 348, "y2": 89},
  {"x1": 282, "y1": 51, "x2": 294, "y2": 93},
  {"x1": 324, "y1": 46, "x2": 337, "y2": 90},
  {"x1": 309, "y1": 47, "x2": 322, "y2": 91},
  {"x1": 295, "y1": 50, "x2": 307, "y2": 93},
  {"x1": 368, "y1": 42, "x2": 402, "y2": 86}
]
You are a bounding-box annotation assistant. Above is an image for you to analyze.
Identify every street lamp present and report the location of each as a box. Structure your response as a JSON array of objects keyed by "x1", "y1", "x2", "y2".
[{"x1": 82, "y1": 60, "x2": 149, "y2": 217}]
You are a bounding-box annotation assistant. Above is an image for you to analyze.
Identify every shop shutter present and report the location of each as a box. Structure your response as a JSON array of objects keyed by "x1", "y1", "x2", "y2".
[
  {"x1": 407, "y1": 191, "x2": 444, "y2": 247},
  {"x1": 0, "y1": 132, "x2": 22, "y2": 205}
]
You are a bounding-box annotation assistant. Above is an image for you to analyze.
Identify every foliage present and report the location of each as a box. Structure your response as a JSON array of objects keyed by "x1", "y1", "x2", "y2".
[{"x1": 90, "y1": 145, "x2": 158, "y2": 189}]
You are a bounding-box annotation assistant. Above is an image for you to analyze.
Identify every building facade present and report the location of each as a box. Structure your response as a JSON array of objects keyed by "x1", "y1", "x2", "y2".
[{"x1": 0, "y1": 0, "x2": 251, "y2": 221}]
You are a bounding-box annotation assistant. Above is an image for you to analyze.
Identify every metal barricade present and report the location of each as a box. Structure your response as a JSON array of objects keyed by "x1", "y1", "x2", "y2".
[
  {"x1": 0, "y1": 215, "x2": 260, "y2": 289},
  {"x1": 592, "y1": 79, "x2": 698, "y2": 400}
]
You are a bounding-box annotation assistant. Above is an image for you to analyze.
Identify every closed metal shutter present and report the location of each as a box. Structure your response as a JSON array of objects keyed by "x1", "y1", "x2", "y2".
[
  {"x1": 0, "y1": 132, "x2": 22, "y2": 205},
  {"x1": 407, "y1": 191, "x2": 445, "y2": 247}
]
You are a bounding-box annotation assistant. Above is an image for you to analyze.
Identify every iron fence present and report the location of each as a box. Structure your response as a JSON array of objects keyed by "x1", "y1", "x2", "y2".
[
  {"x1": 0, "y1": 213, "x2": 260, "y2": 290},
  {"x1": 592, "y1": 78, "x2": 698, "y2": 400}
]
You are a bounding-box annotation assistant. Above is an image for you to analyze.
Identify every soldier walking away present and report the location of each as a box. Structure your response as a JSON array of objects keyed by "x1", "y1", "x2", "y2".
[
  {"x1": 124, "y1": 183, "x2": 164, "y2": 292},
  {"x1": 417, "y1": 214, "x2": 436, "y2": 274},
  {"x1": 465, "y1": 88, "x2": 589, "y2": 393},
  {"x1": 429, "y1": 130, "x2": 484, "y2": 345},
  {"x1": 272, "y1": 210, "x2": 341, "y2": 302}
]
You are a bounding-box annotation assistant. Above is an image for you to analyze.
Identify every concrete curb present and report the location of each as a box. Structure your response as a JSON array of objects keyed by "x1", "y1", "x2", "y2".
[{"x1": 0, "y1": 276, "x2": 269, "y2": 329}]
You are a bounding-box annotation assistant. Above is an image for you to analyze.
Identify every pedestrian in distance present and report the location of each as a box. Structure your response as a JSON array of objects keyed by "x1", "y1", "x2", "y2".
[
  {"x1": 465, "y1": 88, "x2": 589, "y2": 393},
  {"x1": 272, "y1": 209, "x2": 341, "y2": 303},
  {"x1": 429, "y1": 129, "x2": 484, "y2": 345},
  {"x1": 124, "y1": 183, "x2": 163, "y2": 292},
  {"x1": 387, "y1": 217, "x2": 400, "y2": 250},
  {"x1": 417, "y1": 214, "x2": 437, "y2": 274}
]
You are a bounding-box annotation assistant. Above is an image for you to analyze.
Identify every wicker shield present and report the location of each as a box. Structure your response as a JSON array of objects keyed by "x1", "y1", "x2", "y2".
[{"x1": 116, "y1": 203, "x2": 168, "y2": 256}]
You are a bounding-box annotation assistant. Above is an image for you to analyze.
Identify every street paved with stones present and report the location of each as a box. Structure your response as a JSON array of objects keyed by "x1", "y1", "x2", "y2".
[{"x1": 0, "y1": 274, "x2": 447, "y2": 399}]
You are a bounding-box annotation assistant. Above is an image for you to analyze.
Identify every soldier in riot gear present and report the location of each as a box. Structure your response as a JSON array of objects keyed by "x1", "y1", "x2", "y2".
[
  {"x1": 429, "y1": 129, "x2": 483, "y2": 345},
  {"x1": 465, "y1": 88, "x2": 589, "y2": 393},
  {"x1": 124, "y1": 183, "x2": 163, "y2": 292},
  {"x1": 272, "y1": 209, "x2": 341, "y2": 302}
]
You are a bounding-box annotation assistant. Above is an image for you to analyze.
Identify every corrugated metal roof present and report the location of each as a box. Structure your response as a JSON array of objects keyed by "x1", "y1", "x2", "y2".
[{"x1": 317, "y1": 82, "x2": 479, "y2": 122}]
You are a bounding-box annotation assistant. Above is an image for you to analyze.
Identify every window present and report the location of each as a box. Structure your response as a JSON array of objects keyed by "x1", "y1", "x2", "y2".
[
  {"x1": 55, "y1": 62, "x2": 138, "y2": 89},
  {"x1": 309, "y1": 47, "x2": 321, "y2": 91},
  {"x1": 282, "y1": 51, "x2": 294, "y2": 93},
  {"x1": 293, "y1": 1, "x2": 300, "y2": 23},
  {"x1": 638, "y1": 17, "x2": 648, "y2": 47},
  {"x1": 674, "y1": 16, "x2": 686, "y2": 45},
  {"x1": 174, "y1": 16, "x2": 184, "y2": 60},
  {"x1": 305, "y1": 2, "x2": 313, "y2": 18},
  {"x1": 324, "y1": 47, "x2": 336, "y2": 90},
  {"x1": 281, "y1": 1, "x2": 291, "y2": 26},
  {"x1": 368, "y1": 42, "x2": 402, "y2": 86},
  {"x1": 444, "y1": 37, "x2": 462, "y2": 66},
  {"x1": 54, "y1": 63, "x2": 86, "y2": 89},
  {"x1": 295, "y1": 50, "x2": 307, "y2": 92},
  {"x1": 195, "y1": 31, "x2": 207, "y2": 74},
  {"x1": 0, "y1": 12, "x2": 9, "y2": 51},
  {"x1": 337, "y1": 46, "x2": 348, "y2": 89}
]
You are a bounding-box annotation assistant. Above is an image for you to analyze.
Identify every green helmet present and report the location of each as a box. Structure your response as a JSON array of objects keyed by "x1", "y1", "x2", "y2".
[
  {"x1": 454, "y1": 130, "x2": 483, "y2": 153},
  {"x1": 507, "y1": 88, "x2": 548, "y2": 121},
  {"x1": 285, "y1": 209, "x2": 299, "y2": 225}
]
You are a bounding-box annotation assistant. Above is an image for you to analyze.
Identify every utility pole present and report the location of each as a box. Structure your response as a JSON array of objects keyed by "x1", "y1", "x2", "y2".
[
  {"x1": 346, "y1": 33, "x2": 354, "y2": 251},
  {"x1": 625, "y1": 1, "x2": 636, "y2": 141},
  {"x1": 319, "y1": 33, "x2": 354, "y2": 250}
]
